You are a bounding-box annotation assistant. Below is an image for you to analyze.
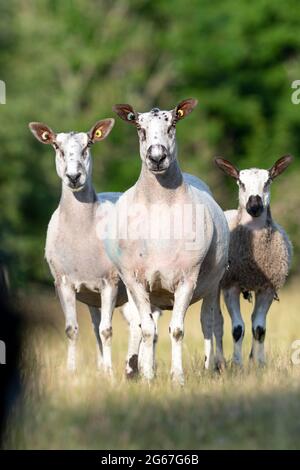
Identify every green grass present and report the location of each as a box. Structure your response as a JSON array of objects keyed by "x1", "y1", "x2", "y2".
[{"x1": 4, "y1": 281, "x2": 300, "y2": 449}]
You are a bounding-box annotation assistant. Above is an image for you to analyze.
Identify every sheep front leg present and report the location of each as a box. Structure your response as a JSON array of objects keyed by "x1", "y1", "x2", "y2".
[
  {"x1": 126, "y1": 283, "x2": 155, "y2": 381},
  {"x1": 223, "y1": 286, "x2": 245, "y2": 366},
  {"x1": 250, "y1": 289, "x2": 274, "y2": 365},
  {"x1": 88, "y1": 306, "x2": 103, "y2": 370},
  {"x1": 56, "y1": 282, "x2": 78, "y2": 372},
  {"x1": 169, "y1": 281, "x2": 195, "y2": 385},
  {"x1": 139, "y1": 306, "x2": 162, "y2": 373},
  {"x1": 121, "y1": 293, "x2": 142, "y2": 379},
  {"x1": 99, "y1": 283, "x2": 118, "y2": 376}
]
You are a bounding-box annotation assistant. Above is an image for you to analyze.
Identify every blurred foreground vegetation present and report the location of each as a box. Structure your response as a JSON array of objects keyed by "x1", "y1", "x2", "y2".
[{"x1": 0, "y1": 0, "x2": 300, "y2": 284}]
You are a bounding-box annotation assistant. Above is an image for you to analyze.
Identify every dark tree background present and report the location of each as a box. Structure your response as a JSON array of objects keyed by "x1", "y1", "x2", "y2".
[{"x1": 0, "y1": 0, "x2": 299, "y2": 285}]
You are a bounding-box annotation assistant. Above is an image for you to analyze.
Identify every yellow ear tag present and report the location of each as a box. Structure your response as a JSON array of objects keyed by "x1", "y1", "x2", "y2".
[
  {"x1": 95, "y1": 129, "x2": 102, "y2": 138},
  {"x1": 177, "y1": 109, "x2": 184, "y2": 118},
  {"x1": 42, "y1": 131, "x2": 49, "y2": 141}
]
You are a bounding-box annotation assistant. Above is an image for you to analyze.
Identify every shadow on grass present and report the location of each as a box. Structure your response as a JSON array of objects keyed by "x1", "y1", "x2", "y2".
[{"x1": 5, "y1": 379, "x2": 300, "y2": 450}]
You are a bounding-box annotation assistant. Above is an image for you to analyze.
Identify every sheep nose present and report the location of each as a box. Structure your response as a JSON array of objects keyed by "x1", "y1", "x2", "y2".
[
  {"x1": 147, "y1": 145, "x2": 167, "y2": 164},
  {"x1": 66, "y1": 172, "x2": 81, "y2": 185},
  {"x1": 246, "y1": 195, "x2": 264, "y2": 217}
]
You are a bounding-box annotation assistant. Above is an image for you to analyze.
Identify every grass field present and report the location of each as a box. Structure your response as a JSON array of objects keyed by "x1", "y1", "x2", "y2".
[{"x1": 4, "y1": 280, "x2": 300, "y2": 450}]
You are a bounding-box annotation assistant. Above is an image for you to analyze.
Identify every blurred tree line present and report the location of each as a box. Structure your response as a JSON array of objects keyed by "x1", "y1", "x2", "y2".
[{"x1": 0, "y1": 0, "x2": 300, "y2": 285}]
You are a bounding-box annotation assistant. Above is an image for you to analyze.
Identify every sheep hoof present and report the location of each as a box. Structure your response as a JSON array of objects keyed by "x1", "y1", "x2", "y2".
[
  {"x1": 249, "y1": 352, "x2": 266, "y2": 368},
  {"x1": 215, "y1": 358, "x2": 226, "y2": 373},
  {"x1": 231, "y1": 360, "x2": 243, "y2": 370},
  {"x1": 257, "y1": 360, "x2": 266, "y2": 368},
  {"x1": 141, "y1": 374, "x2": 155, "y2": 385},
  {"x1": 249, "y1": 356, "x2": 266, "y2": 368},
  {"x1": 171, "y1": 370, "x2": 185, "y2": 386}
]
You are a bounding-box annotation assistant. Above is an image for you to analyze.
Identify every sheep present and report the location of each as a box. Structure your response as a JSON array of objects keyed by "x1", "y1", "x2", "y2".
[
  {"x1": 215, "y1": 155, "x2": 293, "y2": 365},
  {"x1": 29, "y1": 119, "x2": 131, "y2": 375},
  {"x1": 105, "y1": 100, "x2": 229, "y2": 384}
]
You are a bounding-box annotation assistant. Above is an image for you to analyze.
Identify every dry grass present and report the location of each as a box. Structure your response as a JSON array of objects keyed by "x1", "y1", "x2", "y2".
[{"x1": 4, "y1": 280, "x2": 300, "y2": 449}]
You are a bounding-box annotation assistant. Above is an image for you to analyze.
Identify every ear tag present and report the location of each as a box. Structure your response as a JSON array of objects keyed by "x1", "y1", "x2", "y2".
[
  {"x1": 177, "y1": 109, "x2": 184, "y2": 118},
  {"x1": 95, "y1": 129, "x2": 102, "y2": 138},
  {"x1": 42, "y1": 131, "x2": 49, "y2": 141}
]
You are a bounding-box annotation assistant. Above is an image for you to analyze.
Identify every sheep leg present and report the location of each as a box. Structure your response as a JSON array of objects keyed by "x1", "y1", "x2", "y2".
[
  {"x1": 88, "y1": 306, "x2": 103, "y2": 370},
  {"x1": 250, "y1": 289, "x2": 274, "y2": 365},
  {"x1": 223, "y1": 286, "x2": 244, "y2": 366},
  {"x1": 125, "y1": 282, "x2": 155, "y2": 381},
  {"x1": 151, "y1": 306, "x2": 161, "y2": 372},
  {"x1": 213, "y1": 290, "x2": 226, "y2": 371},
  {"x1": 138, "y1": 305, "x2": 161, "y2": 374},
  {"x1": 122, "y1": 295, "x2": 162, "y2": 378},
  {"x1": 99, "y1": 283, "x2": 118, "y2": 376},
  {"x1": 201, "y1": 292, "x2": 217, "y2": 370},
  {"x1": 121, "y1": 294, "x2": 142, "y2": 379},
  {"x1": 169, "y1": 282, "x2": 194, "y2": 385},
  {"x1": 56, "y1": 282, "x2": 78, "y2": 372}
]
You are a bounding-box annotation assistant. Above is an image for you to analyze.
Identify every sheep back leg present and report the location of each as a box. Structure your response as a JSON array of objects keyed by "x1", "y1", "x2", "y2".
[
  {"x1": 151, "y1": 306, "x2": 161, "y2": 372},
  {"x1": 223, "y1": 286, "x2": 245, "y2": 366},
  {"x1": 250, "y1": 288, "x2": 274, "y2": 365},
  {"x1": 88, "y1": 306, "x2": 103, "y2": 370},
  {"x1": 213, "y1": 296, "x2": 225, "y2": 371},
  {"x1": 201, "y1": 290, "x2": 220, "y2": 370},
  {"x1": 121, "y1": 294, "x2": 142, "y2": 379}
]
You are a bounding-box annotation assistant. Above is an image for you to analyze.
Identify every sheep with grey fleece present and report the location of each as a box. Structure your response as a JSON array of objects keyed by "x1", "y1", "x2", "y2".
[{"x1": 215, "y1": 155, "x2": 293, "y2": 366}]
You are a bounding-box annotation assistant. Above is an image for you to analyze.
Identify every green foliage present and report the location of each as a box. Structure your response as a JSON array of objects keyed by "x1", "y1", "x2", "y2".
[{"x1": 0, "y1": 0, "x2": 300, "y2": 284}]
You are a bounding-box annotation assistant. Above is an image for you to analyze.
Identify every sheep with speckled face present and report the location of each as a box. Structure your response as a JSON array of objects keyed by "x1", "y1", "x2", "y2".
[
  {"x1": 215, "y1": 156, "x2": 293, "y2": 366},
  {"x1": 28, "y1": 119, "x2": 141, "y2": 376},
  {"x1": 108, "y1": 100, "x2": 230, "y2": 384}
]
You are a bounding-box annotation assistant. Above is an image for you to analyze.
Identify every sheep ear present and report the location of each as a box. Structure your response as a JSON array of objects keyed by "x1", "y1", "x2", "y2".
[
  {"x1": 113, "y1": 104, "x2": 137, "y2": 125},
  {"x1": 29, "y1": 122, "x2": 56, "y2": 145},
  {"x1": 215, "y1": 157, "x2": 240, "y2": 180},
  {"x1": 88, "y1": 118, "x2": 115, "y2": 143},
  {"x1": 174, "y1": 98, "x2": 198, "y2": 121},
  {"x1": 269, "y1": 155, "x2": 293, "y2": 180}
]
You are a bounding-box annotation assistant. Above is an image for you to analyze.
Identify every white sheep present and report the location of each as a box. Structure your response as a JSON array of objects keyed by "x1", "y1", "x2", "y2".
[
  {"x1": 106, "y1": 100, "x2": 229, "y2": 384},
  {"x1": 29, "y1": 119, "x2": 129, "y2": 375},
  {"x1": 215, "y1": 156, "x2": 293, "y2": 365}
]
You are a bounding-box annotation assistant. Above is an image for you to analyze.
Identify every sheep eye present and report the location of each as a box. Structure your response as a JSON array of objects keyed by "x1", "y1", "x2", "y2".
[
  {"x1": 167, "y1": 124, "x2": 176, "y2": 135},
  {"x1": 82, "y1": 147, "x2": 89, "y2": 158},
  {"x1": 127, "y1": 112, "x2": 135, "y2": 121},
  {"x1": 54, "y1": 144, "x2": 64, "y2": 157},
  {"x1": 238, "y1": 179, "x2": 245, "y2": 190},
  {"x1": 263, "y1": 178, "x2": 271, "y2": 191},
  {"x1": 53, "y1": 142, "x2": 64, "y2": 157}
]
